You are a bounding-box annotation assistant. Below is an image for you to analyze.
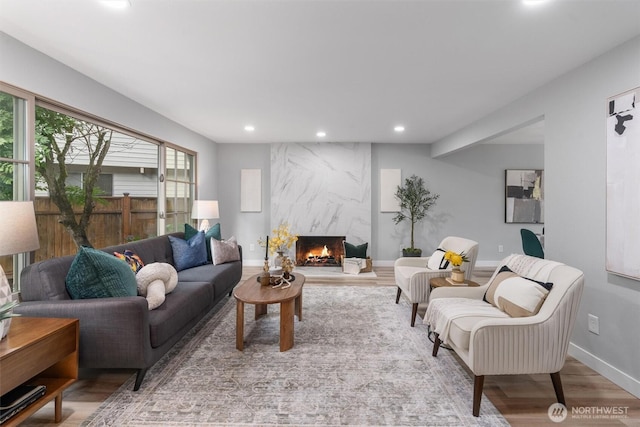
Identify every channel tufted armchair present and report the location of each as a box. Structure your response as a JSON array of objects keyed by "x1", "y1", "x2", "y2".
[
  {"x1": 394, "y1": 236, "x2": 479, "y2": 326},
  {"x1": 425, "y1": 254, "x2": 584, "y2": 417}
]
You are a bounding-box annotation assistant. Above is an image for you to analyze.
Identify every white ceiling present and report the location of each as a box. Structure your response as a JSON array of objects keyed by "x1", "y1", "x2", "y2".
[{"x1": 0, "y1": 0, "x2": 639, "y2": 145}]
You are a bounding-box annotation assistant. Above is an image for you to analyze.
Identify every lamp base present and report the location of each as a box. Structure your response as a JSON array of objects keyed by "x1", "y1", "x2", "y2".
[{"x1": 198, "y1": 219, "x2": 211, "y2": 232}]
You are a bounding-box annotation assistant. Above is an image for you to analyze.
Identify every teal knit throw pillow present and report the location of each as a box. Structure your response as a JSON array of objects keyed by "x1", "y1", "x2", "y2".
[{"x1": 66, "y1": 246, "x2": 138, "y2": 299}]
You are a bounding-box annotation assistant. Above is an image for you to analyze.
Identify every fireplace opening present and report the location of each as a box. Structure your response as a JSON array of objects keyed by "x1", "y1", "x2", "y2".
[{"x1": 295, "y1": 236, "x2": 345, "y2": 267}]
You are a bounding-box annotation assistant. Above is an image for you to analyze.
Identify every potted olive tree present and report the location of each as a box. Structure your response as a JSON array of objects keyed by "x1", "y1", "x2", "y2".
[{"x1": 394, "y1": 174, "x2": 439, "y2": 257}]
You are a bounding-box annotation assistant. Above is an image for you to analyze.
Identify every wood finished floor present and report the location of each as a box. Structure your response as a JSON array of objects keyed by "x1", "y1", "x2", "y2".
[{"x1": 20, "y1": 267, "x2": 640, "y2": 426}]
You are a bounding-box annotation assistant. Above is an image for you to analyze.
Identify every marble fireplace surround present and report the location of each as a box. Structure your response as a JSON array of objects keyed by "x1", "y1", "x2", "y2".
[{"x1": 271, "y1": 142, "x2": 372, "y2": 250}]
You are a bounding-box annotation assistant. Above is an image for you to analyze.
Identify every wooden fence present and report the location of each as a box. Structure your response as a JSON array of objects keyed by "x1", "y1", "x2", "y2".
[{"x1": 1, "y1": 195, "x2": 158, "y2": 282}]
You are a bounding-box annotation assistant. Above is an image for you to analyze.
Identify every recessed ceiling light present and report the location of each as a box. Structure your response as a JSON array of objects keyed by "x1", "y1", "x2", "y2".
[
  {"x1": 522, "y1": 0, "x2": 549, "y2": 6},
  {"x1": 316, "y1": 131, "x2": 326, "y2": 138},
  {"x1": 244, "y1": 125, "x2": 255, "y2": 132},
  {"x1": 394, "y1": 125, "x2": 405, "y2": 133},
  {"x1": 100, "y1": 0, "x2": 131, "y2": 9}
]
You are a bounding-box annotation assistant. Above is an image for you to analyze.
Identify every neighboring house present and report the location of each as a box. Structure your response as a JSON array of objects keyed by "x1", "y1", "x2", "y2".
[{"x1": 35, "y1": 134, "x2": 162, "y2": 198}]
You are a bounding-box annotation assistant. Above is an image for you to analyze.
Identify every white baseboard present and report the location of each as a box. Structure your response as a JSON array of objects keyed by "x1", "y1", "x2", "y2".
[
  {"x1": 372, "y1": 260, "x2": 500, "y2": 268},
  {"x1": 244, "y1": 259, "x2": 502, "y2": 268},
  {"x1": 568, "y1": 343, "x2": 640, "y2": 399}
]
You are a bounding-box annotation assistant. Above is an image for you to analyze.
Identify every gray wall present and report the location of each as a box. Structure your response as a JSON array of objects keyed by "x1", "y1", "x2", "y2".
[
  {"x1": 373, "y1": 143, "x2": 544, "y2": 263},
  {"x1": 434, "y1": 35, "x2": 640, "y2": 397},
  {"x1": 216, "y1": 143, "x2": 271, "y2": 258},
  {"x1": 220, "y1": 141, "x2": 543, "y2": 266}
]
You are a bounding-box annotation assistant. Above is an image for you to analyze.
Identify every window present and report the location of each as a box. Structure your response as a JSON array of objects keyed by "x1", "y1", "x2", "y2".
[
  {"x1": 163, "y1": 146, "x2": 195, "y2": 234},
  {"x1": 0, "y1": 82, "x2": 199, "y2": 290},
  {"x1": 34, "y1": 104, "x2": 161, "y2": 253},
  {"x1": 0, "y1": 87, "x2": 34, "y2": 291}
]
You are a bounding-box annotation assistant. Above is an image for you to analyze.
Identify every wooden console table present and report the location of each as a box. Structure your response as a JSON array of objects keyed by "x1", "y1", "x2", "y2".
[{"x1": 0, "y1": 317, "x2": 79, "y2": 426}]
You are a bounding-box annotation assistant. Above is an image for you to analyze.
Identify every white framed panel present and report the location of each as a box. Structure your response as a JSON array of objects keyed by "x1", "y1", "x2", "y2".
[
  {"x1": 241, "y1": 169, "x2": 262, "y2": 212},
  {"x1": 380, "y1": 169, "x2": 401, "y2": 212}
]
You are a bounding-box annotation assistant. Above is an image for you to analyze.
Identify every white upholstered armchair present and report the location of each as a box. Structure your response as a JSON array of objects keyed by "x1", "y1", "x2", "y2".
[
  {"x1": 394, "y1": 236, "x2": 479, "y2": 326},
  {"x1": 425, "y1": 254, "x2": 584, "y2": 417}
]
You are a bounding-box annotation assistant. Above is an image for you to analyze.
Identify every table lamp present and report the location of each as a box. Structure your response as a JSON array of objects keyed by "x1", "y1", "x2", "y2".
[
  {"x1": 0, "y1": 201, "x2": 40, "y2": 338},
  {"x1": 191, "y1": 200, "x2": 219, "y2": 232}
]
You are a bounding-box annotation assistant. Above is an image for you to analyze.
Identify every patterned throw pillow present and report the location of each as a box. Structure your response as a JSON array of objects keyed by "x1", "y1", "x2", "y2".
[
  {"x1": 210, "y1": 236, "x2": 241, "y2": 265},
  {"x1": 168, "y1": 231, "x2": 208, "y2": 271},
  {"x1": 66, "y1": 246, "x2": 138, "y2": 299},
  {"x1": 427, "y1": 248, "x2": 449, "y2": 270},
  {"x1": 343, "y1": 241, "x2": 368, "y2": 258},
  {"x1": 484, "y1": 266, "x2": 553, "y2": 317},
  {"x1": 113, "y1": 249, "x2": 145, "y2": 273},
  {"x1": 184, "y1": 223, "x2": 221, "y2": 262}
]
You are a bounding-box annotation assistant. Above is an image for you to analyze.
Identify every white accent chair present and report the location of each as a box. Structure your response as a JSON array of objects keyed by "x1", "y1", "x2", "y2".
[
  {"x1": 394, "y1": 236, "x2": 479, "y2": 326},
  {"x1": 425, "y1": 254, "x2": 584, "y2": 417}
]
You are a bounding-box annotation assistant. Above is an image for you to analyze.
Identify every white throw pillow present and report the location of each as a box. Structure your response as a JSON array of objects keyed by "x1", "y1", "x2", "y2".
[
  {"x1": 427, "y1": 248, "x2": 449, "y2": 270},
  {"x1": 484, "y1": 266, "x2": 553, "y2": 317},
  {"x1": 210, "y1": 236, "x2": 241, "y2": 265}
]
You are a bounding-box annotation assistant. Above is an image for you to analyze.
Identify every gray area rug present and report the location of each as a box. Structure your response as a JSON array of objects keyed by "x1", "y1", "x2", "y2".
[{"x1": 84, "y1": 286, "x2": 509, "y2": 426}]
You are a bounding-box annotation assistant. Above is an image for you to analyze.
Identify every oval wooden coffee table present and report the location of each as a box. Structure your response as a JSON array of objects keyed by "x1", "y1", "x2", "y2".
[{"x1": 233, "y1": 273, "x2": 305, "y2": 352}]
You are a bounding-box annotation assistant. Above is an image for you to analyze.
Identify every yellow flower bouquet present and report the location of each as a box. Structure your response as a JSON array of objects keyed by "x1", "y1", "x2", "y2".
[
  {"x1": 444, "y1": 250, "x2": 469, "y2": 268},
  {"x1": 259, "y1": 222, "x2": 298, "y2": 255}
]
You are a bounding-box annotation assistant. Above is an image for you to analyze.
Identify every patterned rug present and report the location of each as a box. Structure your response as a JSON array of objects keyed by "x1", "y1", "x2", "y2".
[{"x1": 83, "y1": 286, "x2": 508, "y2": 426}]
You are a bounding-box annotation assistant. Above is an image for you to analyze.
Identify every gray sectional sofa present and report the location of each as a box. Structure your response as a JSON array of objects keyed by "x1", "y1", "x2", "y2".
[{"x1": 15, "y1": 232, "x2": 242, "y2": 390}]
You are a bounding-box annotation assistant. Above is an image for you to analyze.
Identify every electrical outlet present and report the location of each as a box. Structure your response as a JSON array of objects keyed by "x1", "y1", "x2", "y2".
[
  {"x1": 249, "y1": 243, "x2": 255, "y2": 252},
  {"x1": 498, "y1": 245, "x2": 504, "y2": 253},
  {"x1": 588, "y1": 314, "x2": 599, "y2": 335}
]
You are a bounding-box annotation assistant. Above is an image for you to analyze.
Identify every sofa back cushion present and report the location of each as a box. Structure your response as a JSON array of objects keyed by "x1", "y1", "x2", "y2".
[
  {"x1": 20, "y1": 234, "x2": 179, "y2": 301},
  {"x1": 103, "y1": 234, "x2": 178, "y2": 266}
]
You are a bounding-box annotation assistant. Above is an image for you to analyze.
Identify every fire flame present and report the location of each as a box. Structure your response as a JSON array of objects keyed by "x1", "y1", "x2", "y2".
[{"x1": 307, "y1": 245, "x2": 331, "y2": 258}]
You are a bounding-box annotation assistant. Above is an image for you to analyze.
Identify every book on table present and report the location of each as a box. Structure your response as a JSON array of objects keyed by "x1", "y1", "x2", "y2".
[
  {"x1": 445, "y1": 277, "x2": 467, "y2": 286},
  {"x1": 0, "y1": 384, "x2": 47, "y2": 424}
]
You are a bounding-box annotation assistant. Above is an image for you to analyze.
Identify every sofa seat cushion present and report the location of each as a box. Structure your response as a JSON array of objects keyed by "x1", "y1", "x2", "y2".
[
  {"x1": 147, "y1": 282, "x2": 212, "y2": 348},
  {"x1": 177, "y1": 262, "x2": 241, "y2": 300}
]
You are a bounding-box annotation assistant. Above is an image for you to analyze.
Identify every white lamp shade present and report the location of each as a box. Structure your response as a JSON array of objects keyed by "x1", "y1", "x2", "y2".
[
  {"x1": 0, "y1": 201, "x2": 40, "y2": 256},
  {"x1": 191, "y1": 200, "x2": 219, "y2": 220}
]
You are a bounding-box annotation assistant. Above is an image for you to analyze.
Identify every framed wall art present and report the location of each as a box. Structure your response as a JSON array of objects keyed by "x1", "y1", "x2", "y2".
[
  {"x1": 606, "y1": 87, "x2": 639, "y2": 280},
  {"x1": 240, "y1": 168, "x2": 262, "y2": 212},
  {"x1": 380, "y1": 168, "x2": 401, "y2": 212},
  {"x1": 505, "y1": 169, "x2": 544, "y2": 224}
]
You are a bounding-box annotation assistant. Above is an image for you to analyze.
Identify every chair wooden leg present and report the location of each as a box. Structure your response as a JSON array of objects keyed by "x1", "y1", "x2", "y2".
[
  {"x1": 395, "y1": 287, "x2": 402, "y2": 304},
  {"x1": 410, "y1": 303, "x2": 418, "y2": 327},
  {"x1": 432, "y1": 333, "x2": 441, "y2": 356},
  {"x1": 550, "y1": 372, "x2": 566, "y2": 405},
  {"x1": 472, "y1": 375, "x2": 484, "y2": 417}
]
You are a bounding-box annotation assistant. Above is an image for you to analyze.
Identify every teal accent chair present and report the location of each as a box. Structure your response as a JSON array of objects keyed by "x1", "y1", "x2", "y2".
[{"x1": 520, "y1": 228, "x2": 544, "y2": 258}]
